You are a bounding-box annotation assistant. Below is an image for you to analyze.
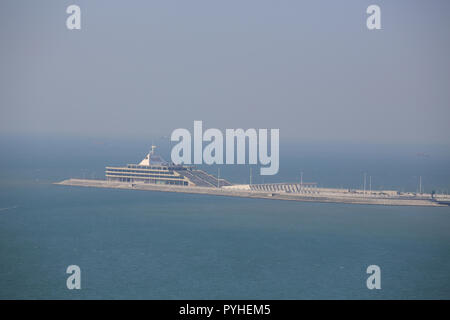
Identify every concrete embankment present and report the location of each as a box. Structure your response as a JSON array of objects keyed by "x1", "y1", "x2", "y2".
[{"x1": 54, "y1": 179, "x2": 446, "y2": 207}]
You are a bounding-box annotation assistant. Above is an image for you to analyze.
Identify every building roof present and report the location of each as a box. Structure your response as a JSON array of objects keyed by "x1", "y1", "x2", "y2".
[{"x1": 138, "y1": 146, "x2": 169, "y2": 166}]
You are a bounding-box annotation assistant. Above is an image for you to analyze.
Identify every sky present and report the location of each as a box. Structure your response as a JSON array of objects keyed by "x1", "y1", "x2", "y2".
[{"x1": 1, "y1": 0, "x2": 449, "y2": 144}]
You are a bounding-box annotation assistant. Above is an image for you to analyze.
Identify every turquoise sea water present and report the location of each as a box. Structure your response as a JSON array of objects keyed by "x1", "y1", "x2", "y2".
[{"x1": 0, "y1": 137, "x2": 450, "y2": 299}]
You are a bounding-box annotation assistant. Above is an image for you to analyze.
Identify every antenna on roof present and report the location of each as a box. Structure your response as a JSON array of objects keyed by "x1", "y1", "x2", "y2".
[
  {"x1": 419, "y1": 176, "x2": 422, "y2": 194},
  {"x1": 363, "y1": 172, "x2": 367, "y2": 196}
]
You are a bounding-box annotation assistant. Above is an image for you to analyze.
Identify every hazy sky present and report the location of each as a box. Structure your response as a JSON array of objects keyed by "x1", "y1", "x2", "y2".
[{"x1": 1, "y1": 0, "x2": 449, "y2": 144}]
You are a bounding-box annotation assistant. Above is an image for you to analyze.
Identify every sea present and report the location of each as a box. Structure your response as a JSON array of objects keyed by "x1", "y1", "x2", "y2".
[{"x1": 0, "y1": 135, "x2": 450, "y2": 299}]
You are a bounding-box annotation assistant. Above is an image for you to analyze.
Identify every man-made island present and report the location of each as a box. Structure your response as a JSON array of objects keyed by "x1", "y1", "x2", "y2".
[
  {"x1": 56, "y1": 178, "x2": 449, "y2": 207},
  {"x1": 55, "y1": 146, "x2": 450, "y2": 207}
]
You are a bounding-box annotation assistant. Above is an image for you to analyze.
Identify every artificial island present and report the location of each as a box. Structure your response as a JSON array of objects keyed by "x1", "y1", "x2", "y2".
[{"x1": 56, "y1": 146, "x2": 450, "y2": 207}]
